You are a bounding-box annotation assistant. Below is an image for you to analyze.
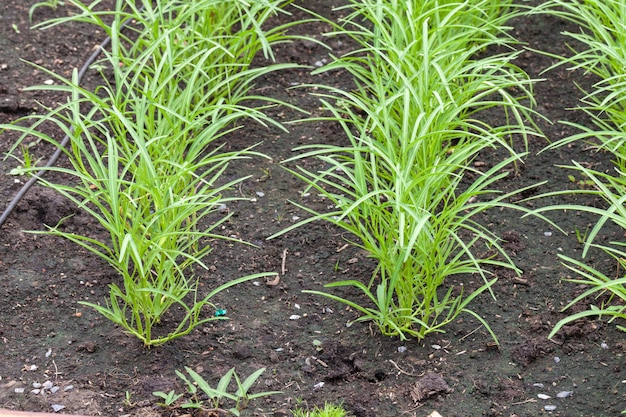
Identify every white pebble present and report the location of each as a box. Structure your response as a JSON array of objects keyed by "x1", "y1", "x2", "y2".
[
  {"x1": 431, "y1": 344, "x2": 441, "y2": 350},
  {"x1": 50, "y1": 386, "x2": 60, "y2": 394},
  {"x1": 32, "y1": 382, "x2": 42, "y2": 389},
  {"x1": 43, "y1": 79, "x2": 54, "y2": 85},
  {"x1": 398, "y1": 346, "x2": 407, "y2": 353},
  {"x1": 51, "y1": 404, "x2": 66, "y2": 412},
  {"x1": 45, "y1": 348, "x2": 52, "y2": 358},
  {"x1": 556, "y1": 390, "x2": 573, "y2": 398},
  {"x1": 255, "y1": 191, "x2": 265, "y2": 197},
  {"x1": 31, "y1": 389, "x2": 41, "y2": 395},
  {"x1": 544, "y1": 231, "x2": 552, "y2": 237},
  {"x1": 43, "y1": 381, "x2": 53, "y2": 390},
  {"x1": 294, "y1": 303, "x2": 300, "y2": 310},
  {"x1": 533, "y1": 383, "x2": 544, "y2": 388},
  {"x1": 289, "y1": 315, "x2": 301, "y2": 320},
  {"x1": 313, "y1": 381, "x2": 324, "y2": 390},
  {"x1": 537, "y1": 394, "x2": 551, "y2": 400},
  {"x1": 63, "y1": 385, "x2": 74, "y2": 391},
  {"x1": 14, "y1": 388, "x2": 25, "y2": 394},
  {"x1": 544, "y1": 405, "x2": 556, "y2": 411},
  {"x1": 601, "y1": 341, "x2": 609, "y2": 349},
  {"x1": 553, "y1": 356, "x2": 560, "y2": 364}
]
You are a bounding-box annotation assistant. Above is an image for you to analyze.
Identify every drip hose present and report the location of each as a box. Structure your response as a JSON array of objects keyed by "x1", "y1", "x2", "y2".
[{"x1": 0, "y1": 10, "x2": 140, "y2": 228}]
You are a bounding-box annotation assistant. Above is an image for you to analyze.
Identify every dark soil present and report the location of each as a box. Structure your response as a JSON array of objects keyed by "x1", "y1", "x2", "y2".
[{"x1": 1, "y1": 1, "x2": 625, "y2": 417}]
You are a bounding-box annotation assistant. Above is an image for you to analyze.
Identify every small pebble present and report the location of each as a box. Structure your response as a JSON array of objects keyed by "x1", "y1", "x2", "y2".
[
  {"x1": 533, "y1": 383, "x2": 544, "y2": 388},
  {"x1": 431, "y1": 344, "x2": 441, "y2": 350},
  {"x1": 14, "y1": 388, "x2": 25, "y2": 394},
  {"x1": 51, "y1": 404, "x2": 66, "y2": 412},
  {"x1": 45, "y1": 348, "x2": 52, "y2": 358},
  {"x1": 43, "y1": 381, "x2": 53, "y2": 390},
  {"x1": 553, "y1": 356, "x2": 560, "y2": 364},
  {"x1": 64, "y1": 385, "x2": 74, "y2": 391},
  {"x1": 313, "y1": 382, "x2": 324, "y2": 390},
  {"x1": 289, "y1": 315, "x2": 301, "y2": 320},
  {"x1": 601, "y1": 341, "x2": 609, "y2": 349},
  {"x1": 398, "y1": 346, "x2": 407, "y2": 353},
  {"x1": 31, "y1": 389, "x2": 41, "y2": 395},
  {"x1": 538, "y1": 394, "x2": 551, "y2": 400},
  {"x1": 255, "y1": 191, "x2": 265, "y2": 197},
  {"x1": 32, "y1": 382, "x2": 42, "y2": 389},
  {"x1": 544, "y1": 231, "x2": 552, "y2": 237},
  {"x1": 50, "y1": 386, "x2": 60, "y2": 394},
  {"x1": 544, "y1": 405, "x2": 557, "y2": 411},
  {"x1": 556, "y1": 390, "x2": 573, "y2": 398}
]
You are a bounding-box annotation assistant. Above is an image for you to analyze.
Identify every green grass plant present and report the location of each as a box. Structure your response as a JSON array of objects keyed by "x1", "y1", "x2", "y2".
[
  {"x1": 273, "y1": 0, "x2": 544, "y2": 340},
  {"x1": 2, "y1": 0, "x2": 303, "y2": 346},
  {"x1": 527, "y1": 1, "x2": 626, "y2": 338},
  {"x1": 154, "y1": 366, "x2": 280, "y2": 416}
]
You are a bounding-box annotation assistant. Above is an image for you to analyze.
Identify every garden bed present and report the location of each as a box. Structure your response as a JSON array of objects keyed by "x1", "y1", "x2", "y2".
[{"x1": 0, "y1": 1, "x2": 624, "y2": 416}]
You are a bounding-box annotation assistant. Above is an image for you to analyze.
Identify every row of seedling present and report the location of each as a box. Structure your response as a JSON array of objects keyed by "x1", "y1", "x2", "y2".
[
  {"x1": 1, "y1": 0, "x2": 302, "y2": 347},
  {"x1": 4, "y1": 0, "x2": 625, "y2": 348},
  {"x1": 273, "y1": 0, "x2": 545, "y2": 341}
]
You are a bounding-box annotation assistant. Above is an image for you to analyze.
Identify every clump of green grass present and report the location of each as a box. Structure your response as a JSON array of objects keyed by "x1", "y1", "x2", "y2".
[
  {"x1": 273, "y1": 0, "x2": 544, "y2": 340},
  {"x1": 2, "y1": 0, "x2": 304, "y2": 346},
  {"x1": 528, "y1": 0, "x2": 626, "y2": 338}
]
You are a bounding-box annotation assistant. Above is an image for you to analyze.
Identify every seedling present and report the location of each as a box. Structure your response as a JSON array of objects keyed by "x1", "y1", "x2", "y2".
[
  {"x1": 292, "y1": 402, "x2": 350, "y2": 417},
  {"x1": 153, "y1": 366, "x2": 280, "y2": 416},
  {"x1": 568, "y1": 174, "x2": 595, "y2": 189},
  {"x1": 574, "y1": 225, "x2": 590, "y2": 244},
  {"x1": 7, "y1": 145, "x2": 40, "y2": 176},
  {"x1": 152, "y1": 390, "x2": 184, "y2": 408}
]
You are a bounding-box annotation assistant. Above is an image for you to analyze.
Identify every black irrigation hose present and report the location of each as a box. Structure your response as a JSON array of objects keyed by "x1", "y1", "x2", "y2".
[{"x1": 0, "y1": 11, "x2": 140, "y2": 228}]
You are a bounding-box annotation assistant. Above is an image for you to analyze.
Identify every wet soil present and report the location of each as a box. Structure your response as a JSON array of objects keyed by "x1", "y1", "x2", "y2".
[{"x1": 1, "y1": 1, "x2": 625, "y2": 417}]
